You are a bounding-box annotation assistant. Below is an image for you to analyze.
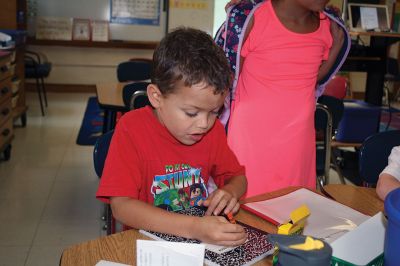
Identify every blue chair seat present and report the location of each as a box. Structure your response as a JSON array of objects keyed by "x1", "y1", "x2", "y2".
[
  {"x1": 25, "y1": 62, "x2": 51, "y2": 78},
  {"x1": 24, "y1": 51, "x2": 51, "y2": 116}
]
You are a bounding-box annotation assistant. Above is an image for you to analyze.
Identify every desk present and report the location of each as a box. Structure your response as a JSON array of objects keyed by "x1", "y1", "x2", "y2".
[
  {"x1": 341, "y1": 31, "x2": 400, "y2": 106},
  {"x1": 60, "y1": 185, "x2": 382, "y2": 266},
  {"x1": 323, "y1": 184, "x2": 383, "y2": 216},
  {"x1": 96, "y1": 82, "x2": 127, "y2": 133}
]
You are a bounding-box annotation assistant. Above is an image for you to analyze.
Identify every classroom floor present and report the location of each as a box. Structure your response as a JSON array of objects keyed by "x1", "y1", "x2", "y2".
[
  {"x1": 0, "y1": 92, "x2": 397, "y2": 265},
  {"x1": 0, "y1": 92, "x2": 104, "y2": 266}
]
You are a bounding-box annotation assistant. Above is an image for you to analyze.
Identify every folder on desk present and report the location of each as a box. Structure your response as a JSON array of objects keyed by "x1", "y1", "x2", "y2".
[{"x1": 242, "y1": 188, "x2": 370, "y2": 243}]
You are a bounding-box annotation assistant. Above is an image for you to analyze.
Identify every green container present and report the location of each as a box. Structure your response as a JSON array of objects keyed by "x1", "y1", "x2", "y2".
[{"x1": 330, "y1": 253, "x2": 384, "y2": 266}]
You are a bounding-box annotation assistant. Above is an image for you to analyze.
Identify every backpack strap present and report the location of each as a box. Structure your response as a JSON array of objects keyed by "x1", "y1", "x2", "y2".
[{"x1": 215, "y1": 0, "x2": 265, "y2": 127}]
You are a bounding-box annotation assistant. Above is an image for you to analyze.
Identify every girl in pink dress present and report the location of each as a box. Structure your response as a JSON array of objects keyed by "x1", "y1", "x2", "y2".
[{"x1": 226, "y1": 0, "x2": 345, "y2": 198}]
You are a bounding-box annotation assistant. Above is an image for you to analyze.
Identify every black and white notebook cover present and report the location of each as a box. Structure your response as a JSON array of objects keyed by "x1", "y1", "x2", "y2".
[{"x1": 139, "y1": 207, "x2": 274, "y2": 266}]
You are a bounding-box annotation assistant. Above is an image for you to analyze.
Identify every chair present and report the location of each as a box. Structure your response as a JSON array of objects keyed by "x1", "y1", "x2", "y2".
[
  {"x1": 117, "y1": 59, "x2": 152, "y2": 82},
  {"x1": 359, "y1": 130, "x2": 400, "y2": 186},
  {"x1": 315, "y1": 95, "x2": 345, "y2": 186},
  {"x1": 24, "y1": 50, "x2": 52, "y2": 116},
  {"x1": 122, "y1": 81, "x2": 150, "y2": 110},
  {"x1": 384, "y1": 57, "x2": 400, "y2": 104},
  {"x1": 323, "y1": 75, "x2": 349, "y2": 100},
  {"x1": 315, "y1": 103, "x2": 333, "y2": 188},
  {"x1": 93, "y1": 130, "x2": 114, "y2": 235}
]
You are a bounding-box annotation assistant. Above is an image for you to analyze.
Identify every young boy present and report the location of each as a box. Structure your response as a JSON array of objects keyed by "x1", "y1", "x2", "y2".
[{"x1": 96, "y1": 27, "x2": 248, "y2": 246}]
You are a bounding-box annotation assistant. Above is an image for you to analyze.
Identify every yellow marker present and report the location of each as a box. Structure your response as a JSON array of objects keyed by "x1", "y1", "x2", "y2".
[
  {"x1": 289, "y1": 236, "x2": 324, "y2": 251},
  {"x1": 277, "y1": 204, "x2": 310, "y2": 235}
]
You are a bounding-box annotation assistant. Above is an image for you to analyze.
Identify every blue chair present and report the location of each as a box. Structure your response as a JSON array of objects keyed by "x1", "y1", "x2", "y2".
[
  {"x1": 24, "y1": 51, "x2": 51, "y2": 116},
  {"x1": 359, "y1": 130, "x2": 400, "y2": 187},
  {"x1": 93, "y1": 130, "x2": 114, "y2": 234},
  {"x1": 122, "y1": 81, "x2": 150, "y2": 110},
  {"x1": 117, "y1": 58, "x2": 152, "y2": 82},
  {"x1": 315, "y1": 96, "x2": 345, "y2": 186}
]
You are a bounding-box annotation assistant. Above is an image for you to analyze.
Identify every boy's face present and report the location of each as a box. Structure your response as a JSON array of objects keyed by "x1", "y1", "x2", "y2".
[{"x1": 148, "y1": 81, "x2": 227, "y2": 145}]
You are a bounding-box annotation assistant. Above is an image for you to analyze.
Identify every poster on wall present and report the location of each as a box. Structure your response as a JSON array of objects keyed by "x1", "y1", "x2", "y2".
[
  {"x1": 169, "y1": 0, "x2": 208, "y2": 10},
  {"x1": 36, "y1": 17, "x2": 73, "y2": 40},
  {"x1": 110, "y1": 0, "x2": 161, "y2": 26}
]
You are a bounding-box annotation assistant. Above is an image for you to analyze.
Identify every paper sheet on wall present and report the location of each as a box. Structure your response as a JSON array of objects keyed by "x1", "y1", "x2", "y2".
[
  {"x1": 111, "y1": 0, "x2": 160, "y2": 25},
  {"x1": 360, "y1": 7, "x2": 379, "y2": 30}
]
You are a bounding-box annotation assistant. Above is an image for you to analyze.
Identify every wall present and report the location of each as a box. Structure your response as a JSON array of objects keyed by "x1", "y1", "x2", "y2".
[{"x1": 28, "y1": 0, "x2": 215, "y2": 86}]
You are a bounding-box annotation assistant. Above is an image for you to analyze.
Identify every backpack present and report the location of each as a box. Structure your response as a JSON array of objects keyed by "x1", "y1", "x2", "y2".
[{"x1": 214, "y1": 0, "x2": 351, "y2": 127}]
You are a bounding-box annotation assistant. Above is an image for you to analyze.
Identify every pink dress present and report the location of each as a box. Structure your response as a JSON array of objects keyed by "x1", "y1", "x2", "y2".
[{"x1": 227, "y1": 1, "x2": 332, "y2": 198}]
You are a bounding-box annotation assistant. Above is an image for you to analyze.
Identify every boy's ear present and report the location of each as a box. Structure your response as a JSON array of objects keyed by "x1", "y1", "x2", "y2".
[{"x1": 147, "y1": 84, "x2": 163, "y2": 108}]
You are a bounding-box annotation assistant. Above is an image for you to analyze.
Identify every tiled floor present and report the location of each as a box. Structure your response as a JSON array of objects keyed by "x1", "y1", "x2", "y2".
[
  {"x1": 0, "y1": 92, "x2": 398, "y2": 265},
  {"x1": 0, "y1": 92, "x2": 104, "y2": 266}
]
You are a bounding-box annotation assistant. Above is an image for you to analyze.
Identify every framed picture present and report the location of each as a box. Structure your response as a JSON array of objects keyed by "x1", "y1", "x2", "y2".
[
  {"x1": 72, "y1": 19, "x2": 91, "y2": 41},
  {"x1": 348, "y1": 4, "x2": 390, "y2": 32},
  {"x1": 91, "y1": 20, "x2": 110, "y2": 42}
]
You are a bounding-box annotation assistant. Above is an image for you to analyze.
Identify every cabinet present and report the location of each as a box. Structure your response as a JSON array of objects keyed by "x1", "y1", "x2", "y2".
[
  {"x1": 0, "y1": 0, "x2": 28, "y2": 126},
  {"x1": 0, "y1": 52, "x2": 14, "y2": 160}
]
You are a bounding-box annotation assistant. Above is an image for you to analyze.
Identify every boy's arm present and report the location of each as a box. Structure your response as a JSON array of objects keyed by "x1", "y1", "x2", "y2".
[
  {"x1": 203, "y1": 174, "x2": 247, "y2": 216},
  {"x1": 110, "y1": 196, "x2": 247, "y2": 246},
  {"x1": 317, "y1": 22, "x2": 345, "y2": 82}
]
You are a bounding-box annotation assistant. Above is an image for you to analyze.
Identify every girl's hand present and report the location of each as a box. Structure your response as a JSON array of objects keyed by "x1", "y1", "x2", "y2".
[
  {"x1": 194, "y1": 215, "x2": 247, "y2": 246},
  {"x1": 202, "y1": 188, "x2": 240, "y2": 216},
  {"x1": 225, "y1": 0, "x2": 241, "y2": 11}
]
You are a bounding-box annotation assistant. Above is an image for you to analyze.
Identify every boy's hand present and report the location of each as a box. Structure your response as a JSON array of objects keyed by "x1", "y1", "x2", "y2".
[
  {"x1": 203, "y1": 188, "x2": 240, "y2": 216},
  {"x1": 195, "y1": 215, "x2": 247, "y2": 246}
]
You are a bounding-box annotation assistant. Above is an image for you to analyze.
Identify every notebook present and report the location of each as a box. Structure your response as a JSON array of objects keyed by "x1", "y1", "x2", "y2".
[
  {"x1": 139, "y1": 207, "x2": 274, "y2": 266},
  {"x1": 242, "y1": 188, "x2": 370, "y2": 243}
]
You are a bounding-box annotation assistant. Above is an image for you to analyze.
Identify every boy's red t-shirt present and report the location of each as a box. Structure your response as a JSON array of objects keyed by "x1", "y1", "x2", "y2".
[{"x1": 96, "y1": 106, "x2": 245, "y2": 211}]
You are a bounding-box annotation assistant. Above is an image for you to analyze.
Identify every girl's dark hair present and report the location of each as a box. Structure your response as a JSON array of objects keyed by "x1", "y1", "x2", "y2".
[{"x1": 151, "y1": 27, "x2": 232, "y2": 95}]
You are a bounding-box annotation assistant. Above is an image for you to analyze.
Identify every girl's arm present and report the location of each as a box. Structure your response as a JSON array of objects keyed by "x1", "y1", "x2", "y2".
[
  {"x1": 110, "y1": 196, "x2": 247, "y2": 246},
  {"x1": 317, "y1": 22, "x2": 345, "y2": 81}
]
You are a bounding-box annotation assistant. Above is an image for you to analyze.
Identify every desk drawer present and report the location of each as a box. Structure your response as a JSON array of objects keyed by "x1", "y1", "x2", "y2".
[
  {"x1": 0, "y1": 63, "x2": 12, "y2": 81},
  {"x1": 0, "y1": 118, "x2": 13, "y2": 149},
  {"x1": 0, "y1": 100, "x2": 12, "y2": 127},
  {"x1": 0, "y1": 77, "x2": 12, "y2": 105}
]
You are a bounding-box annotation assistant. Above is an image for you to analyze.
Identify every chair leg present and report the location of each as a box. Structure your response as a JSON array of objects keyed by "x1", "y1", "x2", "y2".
[
  {"x1": 40, "y1": 77, "x2": 48, "y2": 107},
  {"x1": 35, "y1": 77, "x2": 45, "y2": 116}
]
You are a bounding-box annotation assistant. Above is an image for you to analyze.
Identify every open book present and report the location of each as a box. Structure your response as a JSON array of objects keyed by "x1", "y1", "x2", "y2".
[
  {"x1": 139, "y1": 207, "x2": 274, "y2": 266},
  {"x1": 242, "y1": 188, "x2": 370, "y2": 243}
]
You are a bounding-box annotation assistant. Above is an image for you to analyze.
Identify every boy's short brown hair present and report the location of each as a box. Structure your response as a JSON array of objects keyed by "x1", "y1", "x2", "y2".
[{"x1": 151, "y1": 27, "x2": 232, "y2": 95}]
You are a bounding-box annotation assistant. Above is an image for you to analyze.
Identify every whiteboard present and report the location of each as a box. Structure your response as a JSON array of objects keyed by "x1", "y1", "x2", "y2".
[
  {"x1": 35, "y1": 0, "x2": 167, "y2": 41},
  {"x1": 34, "y1": 0, "x2": 215, "y2": 42}
]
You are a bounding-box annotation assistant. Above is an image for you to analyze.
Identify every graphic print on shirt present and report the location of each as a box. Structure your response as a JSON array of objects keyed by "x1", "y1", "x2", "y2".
[{"x1": 151, "y1": 163, "x2": 208, "y2": 211}]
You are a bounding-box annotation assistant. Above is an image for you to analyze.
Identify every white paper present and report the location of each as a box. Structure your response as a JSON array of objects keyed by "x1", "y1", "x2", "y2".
[
  {"x1": 360, "y1": 7, "x2": 379, "y2": 30},
  {"x1": 96, "y1": 260, "x2": 131, "y2": 266},
  {"x1": 331, "y1": 212, "x2": 386, "y2": 265},
  {"x1": 136, "y1": 240, "x2": 205, "y2": 266},
  {"x1": 243, "y1": 188, "x2": 370, "y2": 243}
]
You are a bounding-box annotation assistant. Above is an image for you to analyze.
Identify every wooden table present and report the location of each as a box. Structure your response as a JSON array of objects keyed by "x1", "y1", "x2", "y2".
[
  {"x1": 96, "y1": 82, "x2": 126, "y2": 111},
  {"x1": 95, "y1": 82, "x2": 128, "y2": 133},
  {"x1": 322, "y1": 184, "x2": 384, "y2": 217},
  {"x1": 60, "y1": 185, "x2": 383, "y2": 266}
]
